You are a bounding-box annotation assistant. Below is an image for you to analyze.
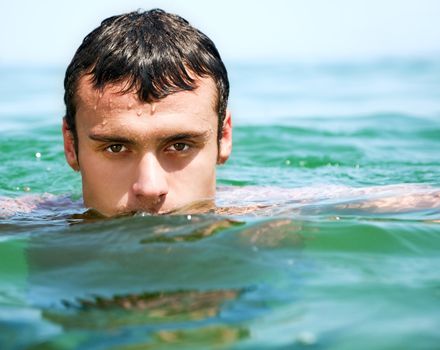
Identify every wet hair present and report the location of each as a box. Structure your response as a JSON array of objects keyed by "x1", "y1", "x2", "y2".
[{"x1": 64, "y1": 8, "x2": 229, "y2": 151}]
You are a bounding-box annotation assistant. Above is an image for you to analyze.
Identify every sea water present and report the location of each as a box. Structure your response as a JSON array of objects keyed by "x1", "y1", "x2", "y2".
[{"x1": 0, "y1": 59, "x2": 439, "y2": 349}]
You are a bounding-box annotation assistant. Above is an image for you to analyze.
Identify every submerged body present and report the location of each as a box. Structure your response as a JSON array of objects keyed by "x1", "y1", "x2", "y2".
[
  {"x1": 1, "y1": 185, "x2": 440, "y2": 349},
  {"x1": 1, "y1": 184, "x2": 439, "y2": 219}
]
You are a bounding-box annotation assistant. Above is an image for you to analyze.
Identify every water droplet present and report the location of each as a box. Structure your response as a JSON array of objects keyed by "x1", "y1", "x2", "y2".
[
  {"x1": 136, "y1": 110, "x2": 142, "y2": 116},
  {"x1": 285, "y1": 159, "x2": 291, "y2": 165},
  {"x1": 299, "y1": 160, "x2": 306, "y2": 167},
  {"x1": 296, "y1": 331, "x2": 317, "y2": 345},
  {"x1": 252, "y1": 246, "x2": 259, "y2": 252},
  {"x1": 35, "y1": 152, "x2": 41, "y2": 158},
  {"x1": 287, "y1": 259, "x2": 295, "y2": 266},
  {"x1": 355, "y1": 164, "x2": 360, "y2": 169},
  {"x1": 127, "y1": 102, "x2": 133, "y2": 109},
  {"x1": 187, "y1": 214, "x2": 192, "y2": 221},
  {"x1": 151, "y1": 103, "x2": 156, "y2": 113},
  {"x1": 23, "y1": 186, "x2": 31, "y2": 192}
]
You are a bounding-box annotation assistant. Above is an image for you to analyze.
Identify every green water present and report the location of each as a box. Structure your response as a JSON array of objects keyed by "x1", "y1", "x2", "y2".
[{"x1": 1, "y1": 60, "x2": 440, "y2": 349}]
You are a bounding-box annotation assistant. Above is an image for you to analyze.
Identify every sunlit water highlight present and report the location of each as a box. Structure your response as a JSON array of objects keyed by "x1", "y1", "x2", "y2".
[{"x1": 1, "y1": 59, "x2": 440, "y2": 349}]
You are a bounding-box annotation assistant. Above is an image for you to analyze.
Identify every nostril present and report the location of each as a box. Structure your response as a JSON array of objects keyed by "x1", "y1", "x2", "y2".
[
  {"x1": 132, "y1": 179, "x2": 168, "y2": 200},
  {"x1": 149, "y1": 194, "x2": 166, "y2": 204},
  {"x1": 132, "y1": 190, "x2": 167, "y2": 214}
]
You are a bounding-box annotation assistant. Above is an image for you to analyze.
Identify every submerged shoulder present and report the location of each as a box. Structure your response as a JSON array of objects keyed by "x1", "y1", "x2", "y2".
[
  {"x1": 0, "y1": 194, "x2": 59, "y2": 218},
  {"x1": 215, "y1": 184, "x2": 440, "y2": 215}
]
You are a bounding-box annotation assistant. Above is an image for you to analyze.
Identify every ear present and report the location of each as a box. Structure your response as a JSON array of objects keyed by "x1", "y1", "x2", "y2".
[
  {"x1": 62, "y1": 118, "x2": 80, "y2": 171},
  {"x1": 218, "y1": 110, "x2": 232, "y2": 164}
]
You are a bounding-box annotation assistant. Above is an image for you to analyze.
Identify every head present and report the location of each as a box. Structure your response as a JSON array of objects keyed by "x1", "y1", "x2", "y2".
[{"x1": 62, "y1": 9, "x2": 232, "y2": 216}]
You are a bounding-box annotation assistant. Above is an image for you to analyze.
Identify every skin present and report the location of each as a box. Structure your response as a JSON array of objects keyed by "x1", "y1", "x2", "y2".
[{"x1": 62, "y1": 75, "x2": 232, "y2": 216}]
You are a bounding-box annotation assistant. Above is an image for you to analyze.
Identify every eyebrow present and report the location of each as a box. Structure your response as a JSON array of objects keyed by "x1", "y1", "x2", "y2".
[
  {"x1": 88, "y1": 134, "x2": 136, "y2": 144},
  {"x1": 161, "y1": 132, "x2": 211, "y2": 144},
  {"x1": 88, "y1": 131, "x2": 211, "y2": 144}
]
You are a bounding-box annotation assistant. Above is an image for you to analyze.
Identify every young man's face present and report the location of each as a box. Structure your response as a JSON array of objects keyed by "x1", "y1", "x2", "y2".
[{"x1": 63, "y1": 76, "x2": 232, "y2": 216}]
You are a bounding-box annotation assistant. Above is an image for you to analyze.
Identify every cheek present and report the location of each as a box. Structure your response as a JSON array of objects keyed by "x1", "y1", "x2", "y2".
[
  {"x1": 78, "y1": 151, "x2": 132, "y2": 194},
  {"x1": 167, "y1": 146, "x2": 218, "y2": 193},
  {"x1": 79, "y1": 156, "x2": 134, "y2": 214}
]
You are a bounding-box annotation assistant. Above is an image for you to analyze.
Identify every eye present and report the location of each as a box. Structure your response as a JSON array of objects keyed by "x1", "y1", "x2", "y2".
[
  {"x1": 106, "y1": 144, "x2": 127, "y2": 153},
  {"x1": 168, "y1": 143, "x2": 190, "y2": 152}
]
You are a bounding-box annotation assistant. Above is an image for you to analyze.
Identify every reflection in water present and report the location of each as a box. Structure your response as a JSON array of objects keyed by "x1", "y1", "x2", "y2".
[
  {"x1": 139, "y1": 218, "x2": 244, "y2": 244},
  {"x1": 151, "y1": 325, "x2": 249, "y2": 349},
  {"x1": 49, "y1": 289, "x2": 241, "y2": 328},
  {"x1": 240, "y1": 219, "x2": 306, "y2": 247}
]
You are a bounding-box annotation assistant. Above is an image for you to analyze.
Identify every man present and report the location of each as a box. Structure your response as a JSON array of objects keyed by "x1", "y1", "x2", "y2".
[
  {"x1": 1, "y1": 9, "x2": 438, "y2": 218},
  {"x1": 62, "y1": 9, "x2": 232, "y2": 216}
]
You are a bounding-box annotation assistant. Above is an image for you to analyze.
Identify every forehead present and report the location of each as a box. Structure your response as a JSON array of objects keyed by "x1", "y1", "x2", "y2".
[{"x1": 75, "y1": 74, "x2": 218, "y2": 118}]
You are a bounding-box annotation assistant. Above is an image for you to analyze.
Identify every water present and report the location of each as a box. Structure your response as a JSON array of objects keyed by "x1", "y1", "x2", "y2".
[{"x1": 1, "y1": 59, "x2": 440, "y2": 349}]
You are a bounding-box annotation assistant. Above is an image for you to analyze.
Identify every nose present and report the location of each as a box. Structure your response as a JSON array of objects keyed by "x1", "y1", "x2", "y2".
[{"x1": 132, "y1": 153, "x2": 168, "y2": 207}]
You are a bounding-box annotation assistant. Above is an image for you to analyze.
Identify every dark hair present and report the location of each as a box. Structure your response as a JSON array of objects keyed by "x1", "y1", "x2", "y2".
[{"x1": 64, "y1": 8, "x2": 229, "y2": 150}]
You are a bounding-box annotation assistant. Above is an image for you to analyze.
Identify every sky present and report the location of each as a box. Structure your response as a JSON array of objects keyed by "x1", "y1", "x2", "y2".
[{"x1": 1, "y1": 0, "x2": 440, "y2": 65}]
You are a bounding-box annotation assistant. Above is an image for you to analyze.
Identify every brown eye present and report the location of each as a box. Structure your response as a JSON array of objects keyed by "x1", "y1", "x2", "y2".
[
  {"x1": 173, "y1": 143, "x2": 188, "y2": 151},
  {"x1": 107, "y1": 144, "x2": 125, "y2": 153}
]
